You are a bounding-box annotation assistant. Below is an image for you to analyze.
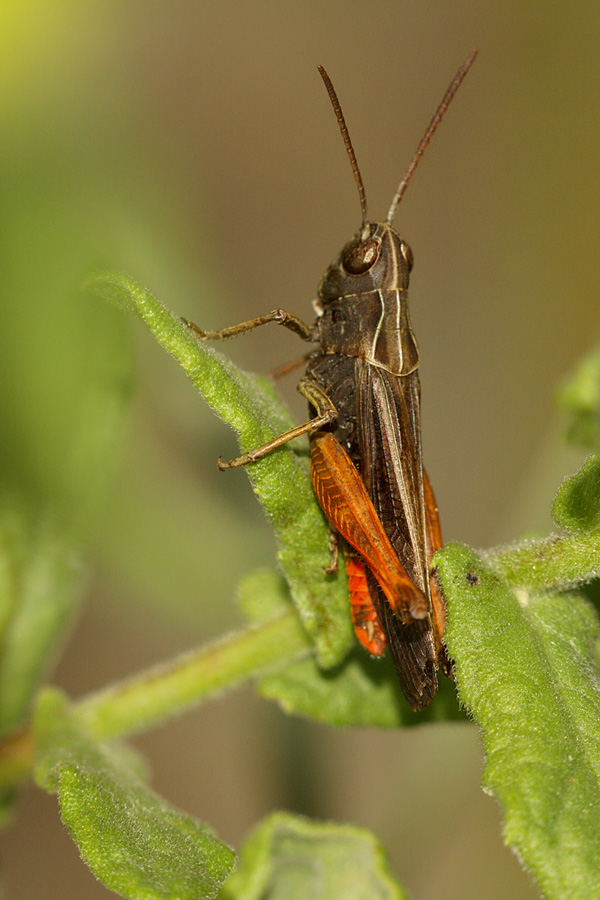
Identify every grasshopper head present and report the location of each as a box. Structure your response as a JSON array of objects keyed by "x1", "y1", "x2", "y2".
[
  {"x1": 317, "y1": 222, "x2": 413, "y2": 307},
  {"x1": 316, "y1": 53, "x2": 475, "y2": 311}
]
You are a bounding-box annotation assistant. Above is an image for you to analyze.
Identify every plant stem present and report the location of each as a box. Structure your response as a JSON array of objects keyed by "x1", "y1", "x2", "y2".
[{"x1": 73, "y1": 611, "x2": 312, "y2": 740}]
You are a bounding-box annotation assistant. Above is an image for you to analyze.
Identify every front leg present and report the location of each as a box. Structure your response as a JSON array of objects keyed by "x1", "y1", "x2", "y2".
[
  {"x1": 217, "y1": 376, "x2": 337, "y2": 469},
  {"x1": 183, "y1": 309, "x2": 317, "y2": 343}
]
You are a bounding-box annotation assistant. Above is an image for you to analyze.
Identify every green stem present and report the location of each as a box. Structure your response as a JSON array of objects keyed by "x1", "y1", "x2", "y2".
[
  {"x1": 487, "y1": 530, "x2": 600, "y2": 589},
  {"x1": 74, "y1": 610, "x2": 312, "y2": 740}
]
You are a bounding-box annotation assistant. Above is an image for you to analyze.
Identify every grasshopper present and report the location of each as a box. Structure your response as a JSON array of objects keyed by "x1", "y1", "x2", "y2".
[{"x1": 187, "y1": 53, "x2": 476, "y2": 709}]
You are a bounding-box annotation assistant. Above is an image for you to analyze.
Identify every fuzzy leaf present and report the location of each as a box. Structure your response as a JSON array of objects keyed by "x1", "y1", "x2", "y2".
[
  {"x1": 236, "y1": 568, "x2": 292, "y2": 623},
  {"x1": 239, "y1": 569, "x2": 462, "y2": 727},
  {"x1": 553, "y1": 454, "x2": 600, "y2": 532},
  {"x1": 257, "y1": 650, "x2": 461, "y2": 728},
  {"x1": 0, "y1": 297, "x2": 132, "y2": 740},
  {"x1": 220, "y1": 812, "x2": 408, "y2": 900},
  {"x1": 88, "y1": 272, "x2": 352, "y2": 668},
  {"x1": 436, "y1": 542, "x2": 600, "y2": 900},
  {"x1": 0, "y1": 508, "x2": 85, "y2": 739},
  {"x1": 34, "y1": 689, "x2": 235, "y2": 900}
]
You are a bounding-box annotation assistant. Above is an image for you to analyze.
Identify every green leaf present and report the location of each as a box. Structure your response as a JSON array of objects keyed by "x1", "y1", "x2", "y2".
[
  {"x1": 0, "y1": 507, "x2": 85, "y2": 739},
  {"x1": 553, "y1": 454, "x2": 600, "y2": 532},
  {"x1": 558, "y1": 346, "x2": 600, "y2": 452},
  {"x1": 0, "y1": 279, "x2": 133, "y2": 537},
  {"x1": 0, "y1": 288, "x2": 133, "y2": 741},
  {"x1": 239, "y1": 569, "x2": 462, "y2": 727},
  {"x1": 87, "y1": 272, "x2": 352, "y2": 669},
  {"x1": 436, "y1": 542, "x2": 600, "y2": 900},
  {"x1": 220, "y1": 812, "x2": 408, "y2": 900},
  {"x1": 258, "y1": 650, "x2": 461, "y2": 729},
  {"x1": 34, "y1": 688, "x2": 235, "y2": 900},
  {"x1": 0, "y1": 318, "x2": 132, "y2": 739},
  {"x1": 237, "y1": 568, "x2": 292, "y2": 623}
]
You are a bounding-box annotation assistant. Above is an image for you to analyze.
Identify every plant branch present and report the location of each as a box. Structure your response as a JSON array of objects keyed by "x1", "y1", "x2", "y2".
[
  {"x1": 73, "y1": 610, "x2": 312, "y2": 740},
  {"x1": 0, "y1": 611, "x2": 312, "y2": 790}
]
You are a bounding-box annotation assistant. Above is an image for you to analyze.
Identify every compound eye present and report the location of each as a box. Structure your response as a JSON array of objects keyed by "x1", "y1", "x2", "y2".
[
  {"x1": 342, "y1": 238, "x2": 380, "y2": 275},
  {"x1": 401, "y1": 241, "x2": 414, "y2": 272}
]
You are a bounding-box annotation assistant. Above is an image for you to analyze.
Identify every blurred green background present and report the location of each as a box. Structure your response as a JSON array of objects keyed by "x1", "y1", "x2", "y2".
[{"x1": 2, "y1": 3, "x2": 599, "y2": 898}]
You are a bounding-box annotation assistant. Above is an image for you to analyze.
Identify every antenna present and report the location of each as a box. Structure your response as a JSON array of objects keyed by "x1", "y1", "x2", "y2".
[
  {"x1": 318, "y1": 65, "x2": 369, "y2": 232},
  {"x1": 386, "y1": 50, "x2": 478, "y2": 225}
]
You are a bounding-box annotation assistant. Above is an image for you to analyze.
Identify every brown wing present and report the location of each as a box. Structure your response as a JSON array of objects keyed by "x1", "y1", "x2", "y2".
[{"x1": 355, "y1": 358, "x2": 439, "y2": 710}]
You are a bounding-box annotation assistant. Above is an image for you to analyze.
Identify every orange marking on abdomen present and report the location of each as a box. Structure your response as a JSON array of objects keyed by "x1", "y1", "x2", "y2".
[
  {"x1": 310, "y1": 431, "x2": 429, "y2": 623},
  {"x1": 345, "y1": 553, "x2": 386, "y2": 656}
]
